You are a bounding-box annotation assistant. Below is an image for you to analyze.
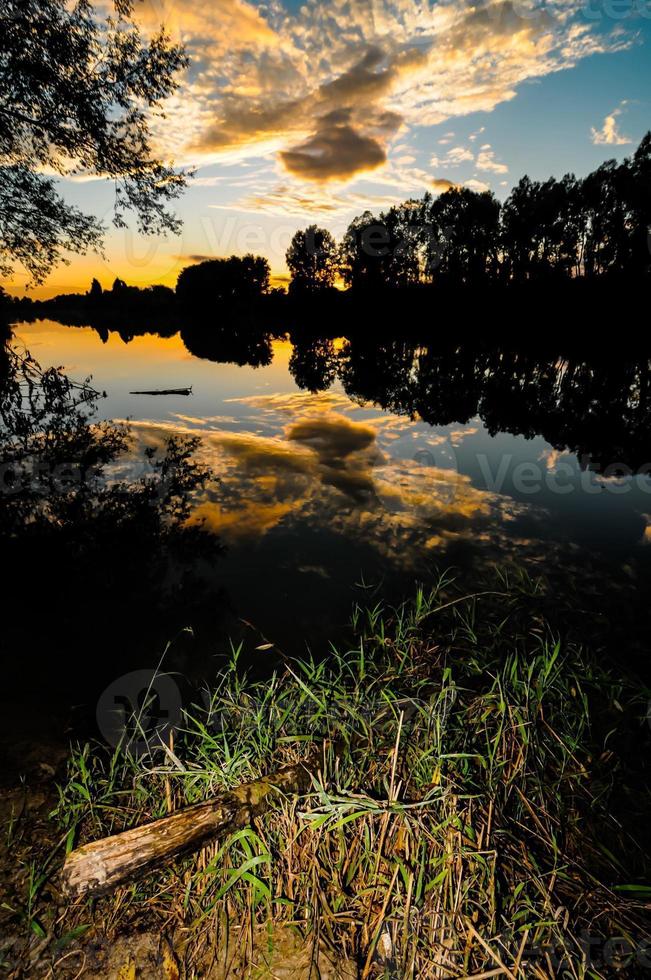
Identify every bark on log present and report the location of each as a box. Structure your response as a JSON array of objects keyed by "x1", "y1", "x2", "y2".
[{"x1": 61, "y1": 757, "x2": 318, "y2": 900}]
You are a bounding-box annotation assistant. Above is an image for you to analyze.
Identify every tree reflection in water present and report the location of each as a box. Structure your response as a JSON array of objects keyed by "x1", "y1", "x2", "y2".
[
  {"x1": 0, "y1": 326, "x2": 222, "y2": 729},
  {"x1": 286, "y1": 335, "x2": 651, "y2": 476}
]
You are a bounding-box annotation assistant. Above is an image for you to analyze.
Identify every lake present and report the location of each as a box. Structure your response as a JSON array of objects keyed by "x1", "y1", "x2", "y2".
[{"x1": 7, "y1": 316, "x2": 651, "y2": 750}]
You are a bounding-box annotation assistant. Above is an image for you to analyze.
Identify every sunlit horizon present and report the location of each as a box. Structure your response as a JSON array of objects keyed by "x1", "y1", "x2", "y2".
[{"x1": 5, "y1": 0, "x2": 651, "y2": 298}]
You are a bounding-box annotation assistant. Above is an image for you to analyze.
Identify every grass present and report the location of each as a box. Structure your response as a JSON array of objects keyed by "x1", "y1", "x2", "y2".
[{"x1": 17, "y1": 570, "x2": 651, "y2": 976}]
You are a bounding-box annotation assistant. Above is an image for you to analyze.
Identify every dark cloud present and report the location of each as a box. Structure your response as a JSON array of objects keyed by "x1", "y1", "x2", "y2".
[
  {"x1": 318, "y1": 46, "x2": 395, "y2": 103},
  {"x1": 367, "y1": 109, "x2": 403, "y2": 135},
  {"x1": 288, "y1": 416, "x2": 380, "y2": 502},
  {"x1": 318, "y1": 44, "x2": 428, "y2": 105},
  {"x1": 217, "y1": 434, "x2": 314, "y2": 477},
  {"x1": 321, "y1": 466, "x2": 376, "y2": 502},
  {"x1": 194, "y1": 96, "x2": 307, "y2": 152},
  {"x1": 174, "y1": 253, "x2": 216, "y2": 263},
  {"x1": 287, "y1": 416, "x2": 377, "y2": 463},
  {"x1": 280, "y1": 117, "x2": 387, "y2": 181},
  {"x1": 192, "y1": 43, "x2": 409, "y2": 175}
]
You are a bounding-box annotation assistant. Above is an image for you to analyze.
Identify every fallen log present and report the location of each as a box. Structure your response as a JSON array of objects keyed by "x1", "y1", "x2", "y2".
[
  {"x1": 129, "y1": 387, "x2": 193, "y2": 396},
  {"x1": 61, "y1": 756, "x2": 318, "y2": 899}
]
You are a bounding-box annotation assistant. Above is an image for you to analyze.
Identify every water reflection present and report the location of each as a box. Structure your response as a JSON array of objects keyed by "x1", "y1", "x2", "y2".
[
  {"x1": 10, "y1": 318, "x2": 651, "y2": 680},
  {"x1": 162, "y1": 409, "x2": 493, "y2": 557},
  {"x1": 38, "y1": 316, "x2": 651, "y2": 478},
  {"x1": 182, "y1": 322, "x2": 274, "y2": 368},
  {"x1": 301, "y1": 338, "x2": 651, "y2": 476}
]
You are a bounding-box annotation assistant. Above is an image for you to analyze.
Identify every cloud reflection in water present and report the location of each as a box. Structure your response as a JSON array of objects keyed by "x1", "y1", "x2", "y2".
[{"x1": 125, "y1": 392, "x2": 535, "y2": 577}]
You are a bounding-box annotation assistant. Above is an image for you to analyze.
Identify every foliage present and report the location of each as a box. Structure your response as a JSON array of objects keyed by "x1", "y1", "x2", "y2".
[
  {"x1": 0, "y1": 338, "x2": 220, "y2": 709},
  {"x1": 0, "y1": 0, "x2": 189, "y2": 283},
  {"x1": 0, "y1": 343, "x2": 208, "y2": 540},
  {"x1": 42, "y1": 574, "x2": 651, "y2": 977},
  {"x1": 425, "y1": 186, "x2": 501, "y2": 285},
  {"x1": 176, "y1": 255, "x2": 271, "y2": 308},
  {"x1": 339, "y1": 209, "x2": 408, "y2": 291},
  {"x1": 501, "y1": 174, "x2": 583, "y2": 281},
  {"x1": 286, "y1": 224, "x2": 338, "y2": 294}
]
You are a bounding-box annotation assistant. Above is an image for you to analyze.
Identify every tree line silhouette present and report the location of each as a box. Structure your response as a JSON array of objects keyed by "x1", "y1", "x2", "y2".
[
  {"x1": 289, "y1": 131, "x2": 651, "y2": 292},
  {"x1": 5, "y1": 131, "x2": 649, "y2": 324}
]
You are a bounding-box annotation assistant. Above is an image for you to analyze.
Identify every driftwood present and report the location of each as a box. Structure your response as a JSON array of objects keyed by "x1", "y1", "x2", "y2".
[
  {"x1": 129, "y1": 387, "x2": 193, "y2": 396},
  {"x1": 61, "y1": 757, "x2": 318, "y2": 899}
]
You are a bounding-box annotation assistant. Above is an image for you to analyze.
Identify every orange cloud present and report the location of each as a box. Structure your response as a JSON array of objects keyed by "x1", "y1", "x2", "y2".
[
  {"x1": 431, "y1": 178, "x2": 458, "y2": 194},
  {"x1": 151, "y1": 0, "x2": 631, "y2": 190}
]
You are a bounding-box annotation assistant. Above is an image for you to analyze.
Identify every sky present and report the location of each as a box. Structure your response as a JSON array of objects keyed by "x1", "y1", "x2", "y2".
[{"x1": 12, "y1": 0, "x2": 651, "y2": 296}]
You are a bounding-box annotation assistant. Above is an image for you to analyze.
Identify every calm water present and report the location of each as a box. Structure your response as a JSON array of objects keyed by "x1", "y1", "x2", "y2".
[{"x1": 12, "y1": 318, "x2": 651, "y2": 676}]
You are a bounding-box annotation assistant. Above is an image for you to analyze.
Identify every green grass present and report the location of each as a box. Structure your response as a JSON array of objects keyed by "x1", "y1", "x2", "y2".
[{"x1": 41, "y1": 570, "x2": 651, "y2": 976}]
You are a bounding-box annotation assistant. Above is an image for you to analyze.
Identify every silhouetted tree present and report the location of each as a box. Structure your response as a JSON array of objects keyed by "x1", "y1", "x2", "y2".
[
  {"x1": 339, "y1": 205, "x2": 424, "y2": 290},
  {"x1": 0, "y1": 343, "x2": 211, "y2": 538},
  {"x1": 581, "y1": 160, "x2": 632, "y2": 278},
  {"x1": 88, "y1": 278, "x2": 103, "y2": 302},
  {"x1": 0, "y1": 0, "x2": 189, "y2": 283},
  {"x1": 629, "y1": 133, "x2": 651, "y2": 277},
  {"x1": 181, "y1": 323, "x2": 273, "y2": 367},
  {"x1": 338, "y1": 132, "x2": 650, "y2": 290},
  {"x1": 176, "y1": 256, "x2": 270, "y2": 308},
  {"x1": 286, "y1": 225, "x2": 338, "y2": 294},
  {"x1": 339, "y1": 212, "x2": 391, "y2": 291},
  {"x1": 313, "y1": 331, "x2": 651, "y2": 472},
  {"x1": 501, "y1": 176, "x2": 583, "y2": 281},
  {"x1": 380, "y1": 203, "x2": 423, "y2": 288},
  {"x1": 338, "y1": 337, "x2": 418, "y2": 413},
  {"x1": 424, "y1": 187, "x2": 500, "y2": 286},
  {"x1": 0, "y1": 340, "x2": 222, "y2": 706}
]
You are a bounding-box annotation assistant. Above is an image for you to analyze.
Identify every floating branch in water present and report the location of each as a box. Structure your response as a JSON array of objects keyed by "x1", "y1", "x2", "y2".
[{"x1": 129, "y1": 387, "x2": 193, "y2": 396}]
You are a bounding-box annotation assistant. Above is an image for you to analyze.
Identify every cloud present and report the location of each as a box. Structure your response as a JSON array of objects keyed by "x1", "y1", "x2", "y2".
[
  {"x1": 430, "y1": 142, "x2": 507, "y2": 174},
  {"x1": 210, "y1": 183, "x2": 403, "y2": 218},
  {"x1": 125, "y1": 414, "x2": 555, "y2": 573},
  {"x1": 475, "y1": 145, "x2": 508, "y2": 173},
  {"x1": 447, "y1": 146, "x2": 475, "y2": 164},
  {"x1": 318, "y1": 46, "x2": 398, "y2": 103},
  {"x1": 430, "y1": 174, "x2": 489, "y2": 196},
  {"x1": 139, "y1": 0, "x2": 278, "y2": 49},
  {"x1": 432, "y1": 178, "x2": 458, "y2": 193},
  {"x1": 280, "y1": 111, "x2": 389, "y2": 181},
  {"x1": 591, "y1": 102, "x2": 632, "y2": 146},
  {"x1": 287, "y1": 414, "x2": 377, "y2": 463},
  {"x1": 173, "y1": 253, "x2": 215, "y2": 264},
  {"x1": 137, "y1": 0, "x2": 633, "y2": 187},
  {"x1": 197, "y1": 44, "x2": 412, "y2": 181}
]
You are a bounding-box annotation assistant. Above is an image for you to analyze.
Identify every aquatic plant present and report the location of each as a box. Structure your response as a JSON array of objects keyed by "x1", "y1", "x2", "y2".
[{"x1": 46, "y1": 570, "x2": 651, "y2": 977}]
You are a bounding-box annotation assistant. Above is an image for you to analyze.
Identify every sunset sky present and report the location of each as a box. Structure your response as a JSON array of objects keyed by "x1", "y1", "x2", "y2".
[{"x1": 13, "y1": 0, "x2": 651, "y2": 297}]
